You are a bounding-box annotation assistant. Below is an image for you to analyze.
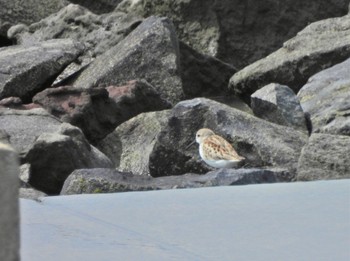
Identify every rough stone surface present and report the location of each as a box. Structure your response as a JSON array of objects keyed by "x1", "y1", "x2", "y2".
[
  {"x1": 0, "y1": 143, "x2": 19, "y2": 261},
  {"x1": 7, "y1": 4, "x2": 142, "y2": 77},
  {"x1": 0, "y1": 97, "x2": 22, "y2": 107},
  {"x1": 69, "y1": 0, "x2": 123, "y2": 14},
  {"x1": 208, "y1": 96, "x2": 253, "y2": 115},
  {"x1": 19, "y1": 163, "x2": 31, "y2": 185},
  {"x1": 117, "y1": 0, "x2": 349, "y2": 68},
  {"x1": 8, "y1": 6, "x2": 238, "y2": 99},
  {"x1": 230, "y1": 13, "x2": 350, "y2": 100},
  {"x1": 24, "y1": 123, "x2": 112, "y2": 195},
  {"x1": 148, "y1": 98, "x2": 307, "y2": 177},
  {"x1": 0, "y1": 39, "x2": 84, "y2": 101},
  {"x1": 33, "y1": 86, "x2": 117, "y2": 142},
  {"x1": 297, "y1": 133, "x2": 350, "y2": 181},
  {"x1": 0, "y1": 108, "x2": 62, "y2": 155},
  {"x1": 105, "y1": 80, "x2": 171, "y2": 125},
  {"x1": 72, "y1": 16, "x2": 183, "y2": 105},
  {"x1": 33, "y1": 80, "x2": 170, "y2": 143},
  {"x1": 19, "y1": 187, "x2": 47, "y2": 201},
  {"x1": 0, "y1": 0, "x2": 68, "y2": 38},
  {"x1": 0, "y1": 129, "x2": 10, "y2": 144},
  {"x1": 298, "y1": 58, "x2": 350, "y2": 135},
  {"x1": 0, "y1": 97, "x2": 41, "y2": 110},
  {"x1": 97, "y1": 110, "x2": 171, "y2": 175},
  {"x1": 61, "y1": 167, "x2": 291, "y2": 195},
  {"x1": 1, "y1": 1, "x2": 349, "y2": 199},
  {"x1": 251, "y1": 83, "x2": 307, "y2": 132},
  {"x1": 0, "y1": 109, "x2": 115, "y2": 194},
  {"x1": 179, "y1": 41, "x2": 236, "y2": 99},
  {"x1": 117, "y1": 0, "x2": 220, "y2": 58}
]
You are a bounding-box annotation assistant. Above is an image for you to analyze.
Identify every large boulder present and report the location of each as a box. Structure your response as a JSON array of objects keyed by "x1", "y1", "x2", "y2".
[
  {"x1": 71, "y1": 16, "x2": 183, "y2": 105},
  {"x1": 117, "y1": 0, "x2": 220, "y2": 57},
  {"x1": 251, "y1": 83, "x2": 308, "y2": 132},
  {"x1": 0, "y1": 0, "x2": 68, "y2": 40},
  {"x1": 149, "y1": 98, "x2": 308, "y2": 177},
  {"x1": 230, "y1": 13, "x2": 350, "y2": 100},
  {"x1": 117, "y1": 0, "x2": 349, "y2": 68},
  {"x1": 102, "y1": 98, "x2": 307, "y2": 177},
  {"x1": 106, "y1": 80, "x2": 171, "y2": 118},
  {"x1": 297, "y1": 133, "x2": 350, "y2": 181},
  {"x1": 0, "y1": 39, "x2": 84, "y2": 101},
  {"x1": 0, "y1": 107, "x2": 112, "y2": 194},
  {"x1": 8, "y1": 5, "x2": 241, "y2": 101},
  {"x1": 8, "y1": 5, "x2": 239, "y2": 101},
  {"x1": 8, "y1": 4, "x2": 141, "y2": 66},
  {"x1": 33, "y1": 86, "x2": 113, "y2": 143},
  {"x1": 33, "y1": 80, "x2": 170, "y2": 143},
  {"x1": 179, "y1": 41, "x2": 236, "y2": 99},
  {"x1": 68, "y1": 0, "x2": 123, "y2": 14},
  {"x1": 97, "y1": 110, "x2": 171, "y2": 175},
  {"x1": 298, "y1": 58, "x2": 350, "y2": 136},
  {"x1": 0, "y1": 108, "x2": 62, "y2": 155},
  {"x1": 24, "y1": 123, "x2": 112, "y2": 195},
  {"x1": 0, "y1": 129, "x2": 10, "y2": 144},
  {"x1": 61, "y1": 167, "x2": 290, "y2": 195}
]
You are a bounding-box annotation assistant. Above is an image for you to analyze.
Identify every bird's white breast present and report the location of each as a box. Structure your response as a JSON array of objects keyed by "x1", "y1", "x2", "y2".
[{"x1": 199, "y1": 144, "x2": 240, "y2": 168}]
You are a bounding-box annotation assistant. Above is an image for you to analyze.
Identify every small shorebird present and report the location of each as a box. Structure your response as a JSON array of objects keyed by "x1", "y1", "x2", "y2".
[{"x1": 187, "y1": 128, "x2": 245, "y2": 168}]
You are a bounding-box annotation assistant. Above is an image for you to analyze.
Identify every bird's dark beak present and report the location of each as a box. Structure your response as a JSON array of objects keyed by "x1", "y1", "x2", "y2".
[{"x1": 185, "y1": 140, "x2": 196, "y2": 150}]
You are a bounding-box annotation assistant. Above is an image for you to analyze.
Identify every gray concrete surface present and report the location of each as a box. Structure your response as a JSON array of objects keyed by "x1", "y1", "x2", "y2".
[{"x1": 21, "y1": 179, "x2": 350, "y2": 261}]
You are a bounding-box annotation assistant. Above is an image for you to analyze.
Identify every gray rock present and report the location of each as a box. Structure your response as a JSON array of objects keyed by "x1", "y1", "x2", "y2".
[
  {"x1": 251, "y1": 83, "x2": 307, "y2": 132},
  {"x1": 0, "y1": 97, "x2": 22, "y2": 107},
  {"x1": 0, "y1": 143, "x2": 19, "y2": 261},
  {"x1": 105, "y1": 79, "x2": 171, "y2": 123},
  {"x1": 33, "y1": 86, "x2": 113, "y2": 142},
  {"x1": 19, "y1": 163, "x2": 31, "y2": 185},
  {"x1": 98, "y1": 94, "x2": 302, "y2": 178},
  {"x1": 8, "y1": 6, "x2": 239, "y2": 101},
  {"x1": 230, "y1": 13, "x2": 350, "y2": 99},
  {"x1": 0, "y1": 0, "x2": 68, "y2": 38},
  {"x1": 61, "y1": 167, "x2": 291, "y2": 195},
  {"x1": 7, "y1": 4, "x2": 142, "y2": 78},
  {"x1": 148, "y1": 98, "x2": 307, "y2": 177},
  {"x1": 68, "y1": 0, "x2": 123, "y2": 14},
  {"x1": 181, "y1": 44, "x2": 247, "y2": 112},
  {"x1": 208, "y1": 96, "x2": 253, "y2": 115},
  {"x1": 298, "y1": 58, "x2": 350, "y2": 135},
  {"x1": 0, "y1": 108, "x2": 62, "y2": 155},
  {"x1": 179, "y1": 41, "x2": 236, "y2": 99},
  {"x1": 117, "y1": 0, "x2": 220, "y2": 58},
  {"x1": 117, "y1": 0, "x2": 348, "y2": 68},
  {"x1": 297, "y1": 133, "x2": 350, "y2": 181},
  {"x1": 19, "y1": 187, "x2": 47, "y2": 201},
  {"x1": 0, "y1": 129, "x2": 10, "y2": 144},
  {"x1": 1, "y1": 108, "x2": 113, "y2": 194},
  {"x1": 72, "y1": 16, "x2": 183, "y2": 105},
  {"x1": 24, "y1": 123, "x2": 112, "y2": 195},
  {"x1": 203, "y1": 168, "x2": 292, "y2": 184},
  {"x1": 0, "y1": 39, "x2": 84, "y2": 101},
  {"x1": 97, "y1": 110, "x2": 171, "y2": 175},
  {"x1": 0, "y1": 96, "x2": 41, "y2": 110},
  {"x1": 33, "y1": 80, "x2": 170, "y2": 143}
]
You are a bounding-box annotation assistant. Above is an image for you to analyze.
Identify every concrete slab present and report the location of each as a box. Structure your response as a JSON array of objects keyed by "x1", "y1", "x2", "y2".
[{"x1": 21, "y1": 180, "x2": 350, "y2": 261}]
